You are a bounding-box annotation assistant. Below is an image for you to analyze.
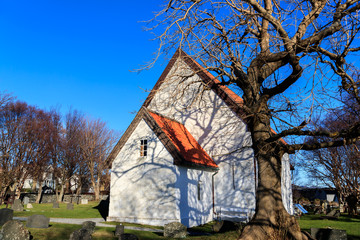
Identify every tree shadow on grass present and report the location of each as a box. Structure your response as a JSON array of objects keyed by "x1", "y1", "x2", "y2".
[{"x1": 93, "y1": 197, "x2": 109, "y2": 220}]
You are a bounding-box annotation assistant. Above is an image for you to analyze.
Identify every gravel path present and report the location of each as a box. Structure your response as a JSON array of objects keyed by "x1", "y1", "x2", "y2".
[{"x1": 14, "y1": 217, "x2": 163, "y2": 232}]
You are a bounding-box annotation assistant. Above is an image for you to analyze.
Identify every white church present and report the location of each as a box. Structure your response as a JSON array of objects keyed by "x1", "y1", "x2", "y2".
[{"x1": 106, "y1": 49, "x2": 294, "y2": 227}]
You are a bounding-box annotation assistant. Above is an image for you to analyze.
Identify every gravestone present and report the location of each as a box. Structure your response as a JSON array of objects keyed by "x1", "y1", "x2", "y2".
[
  {"x1": 12, "y1": 199, "x2": 24, "y2": 212},
  {"x1": 311, "y1": 228, "x2": 347, "y2": 240},
  {"x1": 164, "y1": 222, "x2": 187, "y2": 238},
  {"x1": 0, "y1": 208, "x2": 13, "y2": 226},
  {"x1": 119, "y1": 233, "x2": 139, "y2": 240},
  {"x1": 26, "y1": 214, "x2": 50, "y2": 228},
  {"x1": 23, "y1": 196, "x2": 30, "y2": 205},
  {"x1": 53, "y1": 202, "x2": 60, "y2": 208},
  {"x1": 314, "y1": 207, "x2": 322, "y2": 215},
  {"x1": 212, "y1": 221, "x2": 223, "y2": 232},
  {"x1": 68, "y1": 221, "x2": 96, "y2": 240},
  {"x1": 81, "y1": 199, "x2": 88, "y2": 204},
  {"x1": 115, "y1": 224, "x2": 125, "y2": 236},
  {"x1": 82, "y1": 221, "x2": 96, "y2": 234},
  {"x1": 67, "y1": 203, "x2": 74, "y2": 210},
  {"x1": 69, "y1": 228, "x2": 92, "y2": 240},
  {"x1": 327, "y1": 209, "x2": 340, "y2": 218},
  {"x1": 0, "y1": 220, "x2": 31, "y2": 240},
  {"x1": 27, "y1": 203, "x2": 33, "y2": 209}
]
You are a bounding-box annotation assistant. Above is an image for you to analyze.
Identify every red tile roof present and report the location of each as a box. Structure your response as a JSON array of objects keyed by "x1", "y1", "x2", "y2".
[{"x1": 149, "y1": 111, "x2": 219, "y2": 169}]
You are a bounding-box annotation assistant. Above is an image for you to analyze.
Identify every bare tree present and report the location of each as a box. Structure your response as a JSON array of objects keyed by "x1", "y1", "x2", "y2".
[
  {"x1": 80, "y1": 118, "x2": 116, "y2": 201},
  {"x1": 0, "y1": 101, "x2": 38, "y2": 199},
  {"x1": 304, "y1": 93, "x2": 360, "y2": 207},
  {"x1": 26, "y1": 108, "x2": 60, "y2": 203},
  {"x1": 147, "y1": 1, "x2": 360, "y2": 239},
  {"x1": 56, "y1": 109, "x2": 86, "y2": 201}
]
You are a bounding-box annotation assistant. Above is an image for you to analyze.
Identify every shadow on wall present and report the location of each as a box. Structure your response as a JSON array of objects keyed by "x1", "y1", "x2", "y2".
[
  {"x1": 93, "y1": 196, "x2": 109, "y2": 220},
  {"x1": 110, "y1": 74, "x2": 256, "y2": 226}
]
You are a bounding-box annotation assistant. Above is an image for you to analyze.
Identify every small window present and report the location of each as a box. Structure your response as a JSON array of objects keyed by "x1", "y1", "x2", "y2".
[
  {"x1": 140, "y1": 139, "x2": 148, "y2": 157},
  {"x1": 197, "y1": 180, "x2": 202, "y2": 201}
]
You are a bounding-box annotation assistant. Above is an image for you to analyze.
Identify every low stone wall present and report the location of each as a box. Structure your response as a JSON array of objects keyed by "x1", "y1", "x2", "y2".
[{"x1": 20, "y1": 193, "x2": 108, "y2": 203}]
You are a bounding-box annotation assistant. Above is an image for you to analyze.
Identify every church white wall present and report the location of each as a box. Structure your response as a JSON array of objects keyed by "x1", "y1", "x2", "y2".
[
  {"x1": 174, "y1": 166, "x2": 213, "y2": 227},
  {"x1": 148, "y1": 59, "x2": 258, "y2": 221},
  {"x1": 108, "y1": 119, "x2": 180, "y2": 226},
  {"x1": 281, "y1": 153, "x2": 294, "y2": 214},
  {"x1": 148, "y1": 58, "x2": 294, "y2": 219},
  {"x1": 108, "y1": 119, "x2": 215, "y2": 227}
]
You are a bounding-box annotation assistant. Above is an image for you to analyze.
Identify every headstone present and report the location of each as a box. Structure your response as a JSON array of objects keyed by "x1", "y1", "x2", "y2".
[
  {"x1": 81, "y1": 199, "x2": 88, "y2": 204},
  {"x1": 69, "y1": 228, "x2": 92, "y2": 240},
  {"x1": 26, "y1": 214, "x2": 50, "y2": 228},
  {"x1": 23, "y1": 196, "x2": 30, "y2": 205},
  {"x1": 164, "y1": 222, "x2": 187, "y2": 238},
  {"x1": 212, "y1": 221, "x2": 223, "y2": 232},
  {"x1": 0, "y1": 220, "x2": 31, "y2": 240},
  {"x1": 311, "y1": 228, "x2": 347, "y2": 240},
  {"x1": 314, "y1": 207, "x2": 322, "y2": 215},
  {"x1": 27, "y1": 203, "x2": 33, "y2": 209},
  {"x1": 53, "y1": 202, "x2": 60, "y2": 208},
  {"x1": 119, "y1": 233, "x2": 139, "y2": 240},
  {"x1": 67, "y1": 203, "x2": 74, "y2": 210},
  {"x1": 0, "y1": 208, "x2": 13, "y2": 226},
  {"x1": 12, "y1": 199, "x2": 24, "y2": 212},
  {"x1": 82, "y1": 221, "x2": 96, "y2": 234},
  {"x1": 326, "y1": 209, "x2": 340, "y2": 218},
  {"x1": 115, "y1": 224, "x2": 125, "y2": 236}
]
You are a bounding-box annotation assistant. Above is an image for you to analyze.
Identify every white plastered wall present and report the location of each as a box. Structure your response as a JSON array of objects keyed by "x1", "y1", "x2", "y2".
[
  {"x1": 147, "y1": 58, "x2": 294, "y2": 220},
  {"x1": 281, "y1": 153, "x2": 294, "y2": 214},
  {"x1": 147, "y1": 59, "x2": 257, "y2": 221},
  {"x1": 108, "y1": 119, "x2": 214, "y2": 227}
]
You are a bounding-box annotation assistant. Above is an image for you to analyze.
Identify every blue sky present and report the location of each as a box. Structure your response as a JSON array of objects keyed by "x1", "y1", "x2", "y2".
[{"x1": 0, "y1": 1, "x2": 170, "y2": 132}]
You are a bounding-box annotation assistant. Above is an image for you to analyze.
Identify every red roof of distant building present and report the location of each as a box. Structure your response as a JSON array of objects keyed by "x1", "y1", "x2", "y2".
[{"x1": 149, "y1": 112, "x2": 219, "y2": 169}]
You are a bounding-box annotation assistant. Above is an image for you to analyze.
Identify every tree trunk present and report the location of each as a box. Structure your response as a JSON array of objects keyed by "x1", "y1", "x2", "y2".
[
  {"x1": 36, "y1": 182, "x2": 43, "y2": 204},
  {"x1": 239, "y1": 109, "x2": 310, "y2": 240},
  {"x1": 92, "y1": 177, "x2": 100, "y2": 201},
  {"x1": 239, "y1": 149, "x2": 310, "y2": 239},
  {"x1": 58, "y1": 184, "x2": 65, "y2": 202}
]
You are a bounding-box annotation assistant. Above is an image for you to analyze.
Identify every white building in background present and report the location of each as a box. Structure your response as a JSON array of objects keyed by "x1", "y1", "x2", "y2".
[{"x1": 107, "y1": 49, "x2": 294, "y2": 227}]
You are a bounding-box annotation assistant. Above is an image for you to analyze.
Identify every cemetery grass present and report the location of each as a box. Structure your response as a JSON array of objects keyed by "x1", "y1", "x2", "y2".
[
  {"x1": 26, "y1": 222, "x2": 239, "y2": 240},
  {"x1": 298, "y1": 214, "x2": 360, "y2": 240},
  {"x1": 1, "y1": 201, "x2": 103, "y2": 218}
]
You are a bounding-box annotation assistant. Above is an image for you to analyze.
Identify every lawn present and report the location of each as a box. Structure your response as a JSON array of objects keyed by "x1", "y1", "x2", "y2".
[
  {"x1": 1, "y1": 201, "x2": 104, "y2": 219},
  {"x1": 298, "y1": 214, "x2": 360, "y2": 240},
  {"x1": 22, "y1": 222, "x2": 239, "y2": 240},
  {"x1": 3, "y1": 202, "x2": 360, "y2": 239}
]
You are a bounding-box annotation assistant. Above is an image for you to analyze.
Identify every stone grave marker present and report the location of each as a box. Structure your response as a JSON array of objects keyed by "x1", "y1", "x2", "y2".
[
  {"x1": 67, "y1": 203, "x2": 74, "y2": 210},
  {"x1": 327, "y1": 209, "x2": 340, "y2": 218},
  {"x1": 23, "y1": 196, "x2": 30, "y2": 205},
  {"x1": 115, "y1": 224, "x2": 124, "y2": 237},
  {"x1": 0, "y1": 220, "x2": 31, "y2": 240},
  {"x1": 27, "y1": 203, "x2": 33, "y2": 209},
  {"x1": 53, "y1": 202, "x2": 60, "y2": 208},
  {"x1": 164, "y1": 222, "x2": 187, "y2": 238},
  {"x1": 81, "y1": 198, "x2": 89, "y2": 204},
  {"x1": 12, "y1": 199, "x2": 24, "y2": 212},
  {"x1": 82, "y1": 221, "x2": 96, "y2": 234},
  {"x1": 0, "y1": 208, "x2": 13, "y2": 226},
  {"x1": 69, "y1": 221, "x2": 96, "y2": 240},
  {"x1": 311, "y1": 228, "x2": 347, "y2": 240},
  {"x1": 26, "y1": 214, "x2": 50, "y2": 228},
  {"x1": 69, "y1": 228, "x2": 92, "y2": 240}
]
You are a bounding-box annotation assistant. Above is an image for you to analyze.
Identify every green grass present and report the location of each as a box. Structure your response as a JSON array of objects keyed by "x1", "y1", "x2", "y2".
[
  {"x1": 7, "y1": 202, "x2": 360, "y2": 239},
  {"x1": 298, "y1": 214, "x2": 360, "y2": 240},
  {"x1": 1, "y1": 201, "x2": 103, "y2": 219},
  {"x1": 24, "y1": 222, "x2": 239, "y2": 240}
]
